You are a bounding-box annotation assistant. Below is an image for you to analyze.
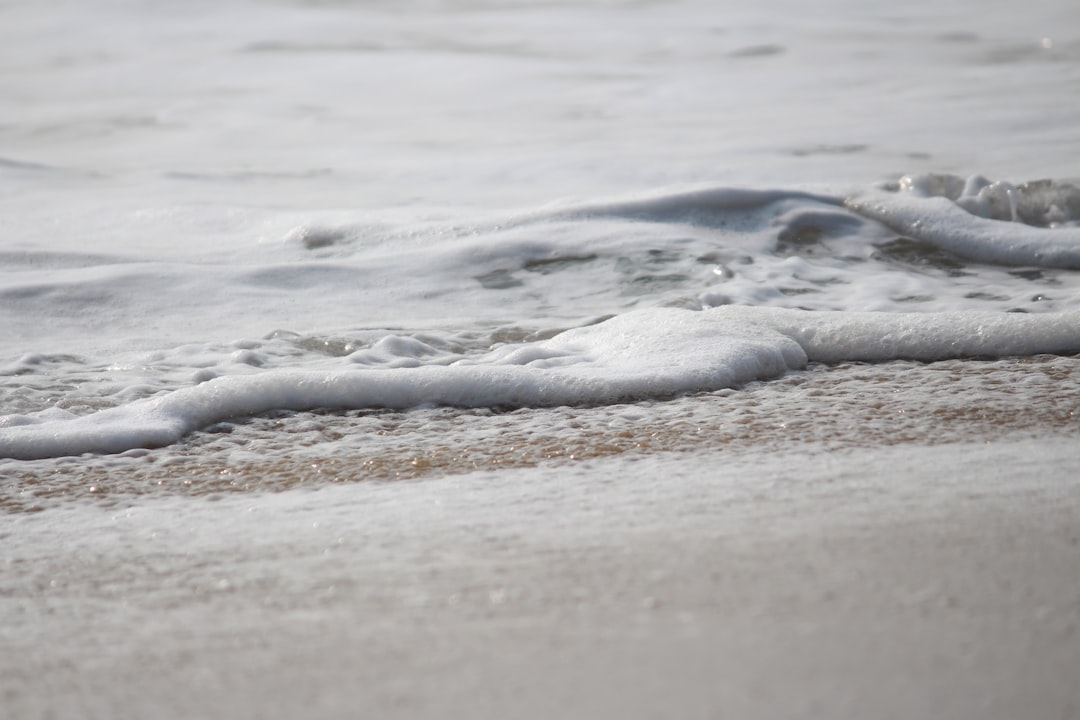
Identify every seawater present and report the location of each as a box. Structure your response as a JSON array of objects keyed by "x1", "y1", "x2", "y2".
[{"x1": 2, "y1": 0, "x2": 1080, "y2": 495}]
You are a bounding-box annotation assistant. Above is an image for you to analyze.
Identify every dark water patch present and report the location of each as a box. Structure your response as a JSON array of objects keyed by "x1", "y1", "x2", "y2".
[
  {"x1": 285, "y1": 226, "x2": 353, "y2": 251},
  {"x1": 1007, "y1": 268, "x2": 1062, "y2": 285},
  {"x1": 1009, "y1": 269, "x2": 1044, "y2": 281},
  {"x1": 475, "y1": 269, "x2": 524, "y2": 290},
  {"x1": 614, "y1": 250, "x2": 699, "y2": 296},
  {"x1": 241, "y1": 264, "x2": 364, "y2": 290},
  {"x1": 964, "y1": 291, "x2": 1010, "y2": 302},
  {"x1": 0, "y1": 156, "x2": 55, "y2": 171},
  {"x1": 522, "y1": 254, "x2": 598, "y2": 274},
  {"x1": 776, "y1": 225, "x2": 827, "y2": 258},
  {"x1": 729, "y1": 44, "x2": 786, "y2": 58},
  {"x1": 644, "y1": 248, "x2": 683, "y2": 264},
  {"x1": 614, "y1": 249, "x2": 685, "y2": 270},
  {"x1": 872, "y1": 237, "x2": 969, "y2": 277},
  {"x1": 695, "y1": 252, "x2": 753, "y2": 284},
  {"x1": 696, "y1": 251, "x2": 742, "y2": 265},
  {"x1": 620, "y1": 273, "x2": 691, "y2": 296},
  {"x1": 774, "y1": 207, "x2": 865, "y2": 259}
]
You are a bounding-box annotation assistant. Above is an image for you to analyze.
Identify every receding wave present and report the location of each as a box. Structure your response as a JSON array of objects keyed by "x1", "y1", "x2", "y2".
[{"x1": 3, "y1": 306, "x2": 1079, "y2": 460}]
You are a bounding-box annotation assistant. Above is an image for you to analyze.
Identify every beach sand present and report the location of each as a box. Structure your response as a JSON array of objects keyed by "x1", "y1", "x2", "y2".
[{"x1": 2, "y1": 357, "x2": 1079, "y2": 719}]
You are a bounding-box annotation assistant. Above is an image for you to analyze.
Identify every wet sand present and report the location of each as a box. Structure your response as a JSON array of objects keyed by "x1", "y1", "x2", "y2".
[{"x1": 2, "y1": 357, "x2": 1079, "y2": 719}]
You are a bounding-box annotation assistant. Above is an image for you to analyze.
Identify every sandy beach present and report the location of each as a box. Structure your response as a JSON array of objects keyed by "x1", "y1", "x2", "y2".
[{"x1": 3, "y1": 357, "x2": 1079, "y2": 719}]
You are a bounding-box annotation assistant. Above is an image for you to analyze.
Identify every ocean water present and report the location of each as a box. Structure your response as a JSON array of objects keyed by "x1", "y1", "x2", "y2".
[{"x1": 2, "y1": 0, "x2": 1080, "y2": 497}]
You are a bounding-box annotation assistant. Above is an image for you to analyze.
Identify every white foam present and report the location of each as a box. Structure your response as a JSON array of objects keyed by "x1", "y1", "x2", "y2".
[
  {"x1": 848, "y1": 186, "x2": 1080, "y2": 269},
  {"x1": 728, "y1": 306, "x2": 1080, "y2": 364},
  {"x1": 3, "y1": 306, "x2": 1079, "y2": 460}
]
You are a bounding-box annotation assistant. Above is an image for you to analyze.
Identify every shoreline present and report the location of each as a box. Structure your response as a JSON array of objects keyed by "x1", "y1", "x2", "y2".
[{"x1": 3, "y1": 353, "x2": 1079, "y2": 514}]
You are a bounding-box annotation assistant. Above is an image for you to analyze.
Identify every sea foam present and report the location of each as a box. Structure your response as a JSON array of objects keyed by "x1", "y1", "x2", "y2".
[{"x1": 3, "y1": 306, "x2": 1079, "y2": 460}]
